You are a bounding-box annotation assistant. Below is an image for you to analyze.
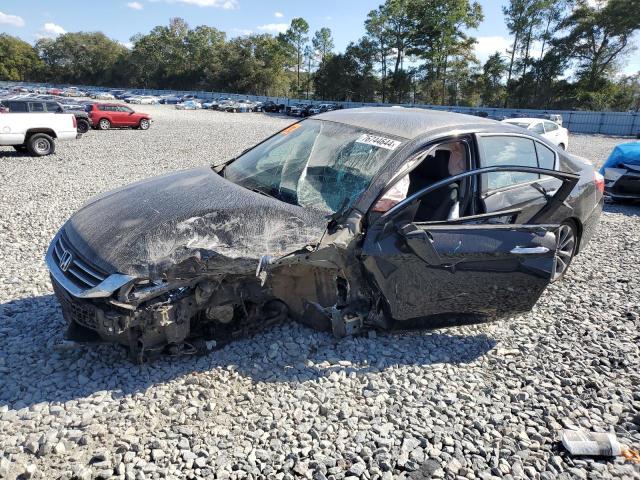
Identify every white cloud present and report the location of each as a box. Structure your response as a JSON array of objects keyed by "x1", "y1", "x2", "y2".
[
  {"x1": 474, "y1": 36, "x2": 511, "y2": 62},
  {"x1": 126, "y1": 1, "x2": 144, "y2": 9},
  {"x1": 0, "y1": 11, "x2": 25, "y2": 27},
  {"x1": 119, "y1": 41, "x2": 134, "y2": 49},
  {"x1": 36, "y1": 22, "x2": 66, "y2": 39},
  {"x1": 173, "y1": 0, "x2": 238, "y2": 8},
  {"x1": 256, "y1": 23, "x2": 288, "y2": 34},
  {"x1": 325, "y1": 16, "x2": 332, "y2": 21},
  {"x1": 274, "y1": 11, "x2": 283, "y2": 18}
]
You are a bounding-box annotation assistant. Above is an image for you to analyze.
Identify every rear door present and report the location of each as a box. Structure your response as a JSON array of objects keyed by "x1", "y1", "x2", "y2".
[
  {"x1": 117, "y1": 105, "x2": 136, "y2": 125},
  {"x1": 361, "y1": 166, "x2": 579, "y2": 323},
  {"x1": 478, "y1": 134, "x2": 563, "y2": 224}
]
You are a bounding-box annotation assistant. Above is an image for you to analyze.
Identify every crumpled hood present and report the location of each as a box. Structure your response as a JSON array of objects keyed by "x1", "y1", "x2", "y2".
[{"x1": 63, "y1": 167, "x2": 327, "y2": 278}]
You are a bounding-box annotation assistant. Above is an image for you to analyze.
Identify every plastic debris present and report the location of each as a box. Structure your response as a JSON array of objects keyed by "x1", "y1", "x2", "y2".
[{"x1": 561, "y1": 429, "x2": 622, "y2": 457}]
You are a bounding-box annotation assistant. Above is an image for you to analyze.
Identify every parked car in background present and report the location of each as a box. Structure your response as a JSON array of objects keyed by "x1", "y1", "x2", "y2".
[
  {"x1": 235, "y1": 99, "x2": 256, "y2": 112},
  {"x1": 92, "y1": 92, "x2": 116, "y2": 100},
  {"x1": 0, "y1": 99, "x2": 92, "y2": 134},
  {"x1": 86, "y1": 103, "x2": 152, "y2": 130},
  {"x1": 600, "y1": 142, "x2": 640, "y2": 202},
  {"x1": 216, "y1": 99, "x2": 235, "y2": 111},
  {"x1": 175, "y1": 100, "x2": 202, "y2": 110},
  {"x1": 202, "y1": 99, "x2": 218, "y2": 109},
  {"x1": 129, "y1": 95, "x2": 159, "y2": 105},
  {"x1": 261, "y1": 101, "x2": 282, "y2": 113},
  {"x1": 502, "y1": 117, "x2": 570, "y2": 150},
  {"x1": 308, "y1": 103, "x2": 336, "y2": 115},
  {"x1": 287, "y1": 103, "x2": 308, "y2": 116},
  {"x1": 0, "y1": 111, "x2": 79, "y2": 156},
  {"x1": 160, "y1": 96, "x2": 181, "y2": 105},
  {"x1": 63, "y1": 87, "x2": 84, "y2": 97}
]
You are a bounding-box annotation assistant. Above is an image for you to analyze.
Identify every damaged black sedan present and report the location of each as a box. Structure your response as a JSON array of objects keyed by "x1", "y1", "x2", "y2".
[{"x1": 46, "y1": 108, "x2": 603, "y2": 361}]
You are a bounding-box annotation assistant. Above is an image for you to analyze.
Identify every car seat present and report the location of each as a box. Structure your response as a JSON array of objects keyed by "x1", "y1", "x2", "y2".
[{"x1": 408, "y1": 150, "x2": 459, "y2": 221}]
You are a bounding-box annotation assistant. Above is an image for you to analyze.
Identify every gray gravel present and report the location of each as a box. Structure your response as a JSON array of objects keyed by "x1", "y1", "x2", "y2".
[{"x1": 0, "y1": 106, "x2": 639, "y2": 479}]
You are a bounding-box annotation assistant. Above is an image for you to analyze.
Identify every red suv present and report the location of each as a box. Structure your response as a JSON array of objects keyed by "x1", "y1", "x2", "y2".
[{"x1": 86, "y1": 103, "x2": 152, "y2": 130}]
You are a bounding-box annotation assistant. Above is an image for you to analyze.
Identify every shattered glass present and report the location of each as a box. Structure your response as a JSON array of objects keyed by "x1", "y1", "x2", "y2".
[{"x1": 225, "y1": 119, "x2": 404, "y2": 214}]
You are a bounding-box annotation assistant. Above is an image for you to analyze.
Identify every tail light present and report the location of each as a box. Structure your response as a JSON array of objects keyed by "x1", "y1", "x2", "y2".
[
  {"x1": 72, "y1": 116, "x2": 77, "y2": 129},
  {"x1": 594, "y1": 171, "x2": 605, "y2": 194}
]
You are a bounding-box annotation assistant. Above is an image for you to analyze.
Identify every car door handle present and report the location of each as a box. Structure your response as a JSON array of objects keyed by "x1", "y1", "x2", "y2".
[{"x1": 510, "y1": 246, "x2": 550, "y2": 254}]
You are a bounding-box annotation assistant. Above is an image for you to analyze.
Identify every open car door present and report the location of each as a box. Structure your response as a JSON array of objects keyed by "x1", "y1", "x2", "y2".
[{"x1": 361, "y1": 166, "x2": 579, "y2": 323}]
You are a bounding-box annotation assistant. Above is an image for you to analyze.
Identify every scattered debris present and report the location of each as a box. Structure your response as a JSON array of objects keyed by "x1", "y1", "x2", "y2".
[{"x1": 561, "y1": 429, "x2": 622, "y2": 457}]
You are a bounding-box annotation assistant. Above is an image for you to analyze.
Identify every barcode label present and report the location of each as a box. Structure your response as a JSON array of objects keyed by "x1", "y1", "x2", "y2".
[{"x1": 356, "y1": 134, "x2": 401, "y2": 150}]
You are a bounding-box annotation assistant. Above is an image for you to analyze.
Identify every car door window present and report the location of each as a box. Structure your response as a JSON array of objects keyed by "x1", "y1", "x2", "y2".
[
  {"x1": 544, "y1": 121, "x2": 559, "y2": 133},
  {"x1": 28, "y1": 102, "x2": 45, "y2": 112},
  {"x1": 535, "y1": 142, "x2": 556, "y2": 170},
  {"x1": 479, "y1": 136, "x2": 539, "y2": 191},
  {"x1": 45, "y1": 102, "x2": 62, "y2": 113},
  {"x1": 118, "y1": 106, "x2": 133, "y2": 113}
]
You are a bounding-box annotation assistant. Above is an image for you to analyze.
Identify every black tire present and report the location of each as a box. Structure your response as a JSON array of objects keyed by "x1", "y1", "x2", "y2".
[
  {"x1": 551, "y1": 221, "x2": 578, "y2": 283},
  {"x1": 98, "y1": 118, "x2": 111, "y2": 130},
  {"x1": 77, "y1": 119, "x2": 90, "y2": 134},
  {"x1": 13, "y1": 145, "x2": 27, "y2": 153},
  {"x1": 558, "y1": 143, "x2": 566, "y2": 151},
  {"x1": 139, "y1": 118, "x2": 150, "y2": 130},
  {"x1": 26, "y1": 133, "x2": 55, "y2": 157}
]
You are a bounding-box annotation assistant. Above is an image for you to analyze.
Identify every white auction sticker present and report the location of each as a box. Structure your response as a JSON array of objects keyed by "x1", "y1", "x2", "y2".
[{"x1": 356, "y1": 134, "x2": 401, "y2": 150}]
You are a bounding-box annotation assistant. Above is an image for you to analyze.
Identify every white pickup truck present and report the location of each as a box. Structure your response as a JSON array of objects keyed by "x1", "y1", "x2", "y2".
[{"x1": 0, "y1": 113, "x2": 79, "y2": 156}]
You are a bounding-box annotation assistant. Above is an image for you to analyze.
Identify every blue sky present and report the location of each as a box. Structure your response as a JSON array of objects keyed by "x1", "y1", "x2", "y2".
[{"x1": 1, "y1": 0, "x2": 638, "y2": 75}]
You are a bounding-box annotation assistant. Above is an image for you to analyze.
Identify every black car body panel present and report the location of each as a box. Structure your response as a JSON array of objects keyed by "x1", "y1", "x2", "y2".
[
  {"x1": 62, "y1": 167, "x2": 327, "y2": 278},
  {"x1": 45, "y1": 107, "x2": 603, "y2": 361}
]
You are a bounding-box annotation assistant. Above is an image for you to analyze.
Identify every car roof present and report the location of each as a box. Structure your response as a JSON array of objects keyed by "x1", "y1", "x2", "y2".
[
  {"x1": 503, "y1": 118, "x2": 543, "y2": 124},
  {"x1": 315, "y1": 106, "x2": 498, "y2": 140}
]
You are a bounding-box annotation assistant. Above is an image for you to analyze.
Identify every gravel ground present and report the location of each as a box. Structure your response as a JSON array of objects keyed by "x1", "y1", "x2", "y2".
[{"x1": 0, "y1": 106, "x2": 639, "y2": 480}]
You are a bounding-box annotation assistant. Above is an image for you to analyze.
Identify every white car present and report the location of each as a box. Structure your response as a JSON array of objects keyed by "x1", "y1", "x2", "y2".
[
  {"x1": 0, "y1": 113, "x2": 79, "y2": 156},
  {"x1": 502, "y1": 117, "x2": 569, "y2": 150},
  {"x1": 130, "y1": 95, "x2": 159, "y2": 105},
  {"x1": 93, "y1": 92, "x2": 116, "y2": 100},
  {"x1": 175, "y1": 100, "x2": 202, "y2": 110}
]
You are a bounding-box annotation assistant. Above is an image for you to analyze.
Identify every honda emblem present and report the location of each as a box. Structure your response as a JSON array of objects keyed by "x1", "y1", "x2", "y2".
[{"x1": 59, "y1": 249, "x2": 73, "y2": 272}]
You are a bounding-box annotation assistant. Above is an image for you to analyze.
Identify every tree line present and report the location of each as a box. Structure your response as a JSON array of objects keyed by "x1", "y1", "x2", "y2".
[{"x1": 1, "y1": 0, "x2": 639, "y2": 111}]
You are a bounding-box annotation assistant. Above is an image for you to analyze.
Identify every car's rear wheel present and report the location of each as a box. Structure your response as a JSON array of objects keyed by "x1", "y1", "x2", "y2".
[
  {"x1": 139, "y1": 119, "x2": 150, "y2": 130},
  {"x1": 98, "y1": 118, "x2": 111, "y2": 130},
  {"x1": 26, "y1": 133, "x2": 55, "y2": 157},
  {"x1": 551, "y1": 221, "x2": 577, "y2": 282},
  {"x1": 77, "y1": 119, "x2": 90, "y2": 134},
  {"x1": 558, "y1": 143, "x2": 566, "y2": 150}
]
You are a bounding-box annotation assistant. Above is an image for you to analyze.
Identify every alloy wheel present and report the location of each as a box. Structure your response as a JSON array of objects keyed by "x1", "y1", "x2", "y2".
[
  {"x1": 552, "y1": 224, "x2": 576, "y2": 282},
  {"x1": 99, "y1": 119, "x2": 110, "y2": 130}
]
